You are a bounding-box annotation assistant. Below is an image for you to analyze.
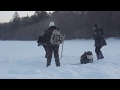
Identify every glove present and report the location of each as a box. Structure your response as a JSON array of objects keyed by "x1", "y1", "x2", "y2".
[{"x1": 38, "y1": 43, "x2": 41, "y2": 46}]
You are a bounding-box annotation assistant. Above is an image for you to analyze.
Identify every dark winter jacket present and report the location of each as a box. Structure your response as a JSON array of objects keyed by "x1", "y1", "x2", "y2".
[
  {"x1": 80, "y1": 51, "x2": 93, "y2": 64},
  {"x1": 37, "y1": 36, "x2": 45, "y2": 45},
  {"x1": 42, "y1": 26, "x2": 59, "y2": 48},
  {"x1": 93, "y1": 27, "x2": 107, "y2": 47}
]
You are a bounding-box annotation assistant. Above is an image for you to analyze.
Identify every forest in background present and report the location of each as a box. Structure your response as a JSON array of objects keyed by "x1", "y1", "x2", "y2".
[{"x1": 0, "y1": 11, "x2": 120, "y2": 40}]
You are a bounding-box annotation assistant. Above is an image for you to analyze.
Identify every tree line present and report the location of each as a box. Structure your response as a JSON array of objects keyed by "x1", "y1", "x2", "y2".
[{"x1": 0, "y1": 11, "x2": 120, "y2": 40}]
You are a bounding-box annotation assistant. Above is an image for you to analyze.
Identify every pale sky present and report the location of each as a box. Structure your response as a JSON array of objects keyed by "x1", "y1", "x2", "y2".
[{"x1": 0, "y1": 11, "x2": 53, "y2": 23}]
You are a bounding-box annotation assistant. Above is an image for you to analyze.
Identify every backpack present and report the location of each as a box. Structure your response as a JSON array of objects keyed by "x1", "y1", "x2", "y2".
[
  {"x1": 50, "y1": 29, "x2": 65, "y2": 45},
  {"x1": 80, "y1": 51, "x2": 93, "y2": 64}
]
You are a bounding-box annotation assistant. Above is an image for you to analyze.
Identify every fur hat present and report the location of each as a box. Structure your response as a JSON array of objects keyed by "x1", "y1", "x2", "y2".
[{"x1": 49, "y1": 21, "x2": 55, "y2": 27}]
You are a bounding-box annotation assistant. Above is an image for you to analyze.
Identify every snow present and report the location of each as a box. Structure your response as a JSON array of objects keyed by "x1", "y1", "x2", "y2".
[{"x1": 0, "y1": 38, "x2": 120, "y2": 79}]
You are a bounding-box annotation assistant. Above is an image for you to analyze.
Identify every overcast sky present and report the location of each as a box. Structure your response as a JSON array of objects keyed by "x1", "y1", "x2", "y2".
[{"x1": 0, "y1": 11, "x2": 53, "y2": 23}]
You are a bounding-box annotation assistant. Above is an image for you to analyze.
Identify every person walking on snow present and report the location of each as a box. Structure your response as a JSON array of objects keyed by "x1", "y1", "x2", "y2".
[
  {"x1": 93, "y1": 24, "x2": 107, "y2": 60},
  {"x1": 37, "y1": 34, "x2": 48, "y2": 58},
  {"x1": 42, "y1": 21, "x2": 65, "y2": 67}
]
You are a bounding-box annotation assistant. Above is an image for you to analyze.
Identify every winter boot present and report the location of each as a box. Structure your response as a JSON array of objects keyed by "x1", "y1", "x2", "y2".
[
  {"x1": 100, "y1": 51, "x2": 104, "y2": 59},
  {"x1": 55, "y1": 57, "x2": 60, "y2": 67},
  {"x1": 47, "y1": 58, "x2": 51, "y2": 67},
  {"x1": 97, "y1": 53, "x2": 101, "y2": 60}
]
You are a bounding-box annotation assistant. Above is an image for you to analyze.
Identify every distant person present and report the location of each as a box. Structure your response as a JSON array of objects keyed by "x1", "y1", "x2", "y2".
[
  {"x1": 37, "y1": 34, "x2": 47, "y2": 58},
  {"x1": 42, "y1": 21, "x2": 65, "y2": 67},
  {"x1": 93, "y1": 24, "x2": 107, "y2": 60}
]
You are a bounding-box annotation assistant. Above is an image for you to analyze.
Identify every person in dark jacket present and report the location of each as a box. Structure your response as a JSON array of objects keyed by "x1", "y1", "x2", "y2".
[
  {"x1": 42, "y1": 21, "x2": 62, "y2": 67},
  {"x1": 93, "y1": 24, "x2": 107, "y2": 60},
  {"x1": 37, "y1": 34, "x2": 48, "y2": 58},
  {"x1": 80, "y1": 51, "x2": 93, "y2": 64}
]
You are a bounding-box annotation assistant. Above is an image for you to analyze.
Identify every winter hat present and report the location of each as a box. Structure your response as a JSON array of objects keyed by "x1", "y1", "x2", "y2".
[
  {"x1": 94, "y1": 24, "x2": 98, "y2": 27},
  {"x1": 49, "y1": 21, "x2": 55, "y2": 27}
]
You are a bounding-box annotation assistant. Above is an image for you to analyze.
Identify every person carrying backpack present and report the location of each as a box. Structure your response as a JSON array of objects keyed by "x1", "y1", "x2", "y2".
[
  {"x1": 93, "y1": 24, "x2": 107, "y2": 60},
  {"x1": 42, "y1": 21, "x2": 65, "y2": 67}
]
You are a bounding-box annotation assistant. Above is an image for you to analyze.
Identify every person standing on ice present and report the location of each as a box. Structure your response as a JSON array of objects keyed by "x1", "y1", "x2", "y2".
[
  {"x1": 42, "y1": 21, "x2": 65, "y2": 67},
  {"x1": 93, "y1": 24, "x2": 107, "y2": 60},
  {"x1": 37, "y1": 34, "x2": 48, "y2": 58}
]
